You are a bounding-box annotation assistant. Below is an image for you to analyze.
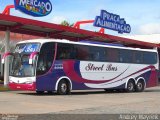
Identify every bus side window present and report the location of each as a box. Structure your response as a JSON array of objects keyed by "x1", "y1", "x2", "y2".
[
  {"x1": 57, "y1": 43, "x2": 75, "y2": 60},
  {"x1": 76, "y1": 45, "x2": 89, "y2": 61},
  {"x1": 143, "y1": 52, "x2": 157, "y2": 64},
  {"x1": 59, "y1": 49, "x2": 69, "y2": 59},
  {"x1": 119, "y1": 50, "x2": 133, "y2": 63},
  {"x1": 36, "y1": 43, "x2": 55, "y2": 75},
  {"x1": 100, "y1": 48, "x2": 107, "y2": 62},
  {"x1": 107, "y1": 48, "x2": 119, "y2": 62},
  {"x1": 70, "y1": 46, "x2": 77, "y2": 59},
  {"x1": 134, "y1": 51, "x2": 143, "y2": 64},
  {"x1": 89, "y1": 47, "x2": 105, "y2": 61}
]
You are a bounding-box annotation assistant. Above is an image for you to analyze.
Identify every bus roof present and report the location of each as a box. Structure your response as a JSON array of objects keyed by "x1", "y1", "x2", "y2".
[
  {"x1": 79, "y1": 40, "x2": 124, "y2": 47},
  {"x1": 17, "y1": 39, "x2": 158, "y2": 53}
]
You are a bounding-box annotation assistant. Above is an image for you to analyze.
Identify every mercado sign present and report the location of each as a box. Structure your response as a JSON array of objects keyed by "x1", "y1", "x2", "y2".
[
  {"x1": 14, "y1": 0, "x2": 52, "y2": 17},
  {"x1": 94, "y1": 10, "x2": 131, "y2": 34}
]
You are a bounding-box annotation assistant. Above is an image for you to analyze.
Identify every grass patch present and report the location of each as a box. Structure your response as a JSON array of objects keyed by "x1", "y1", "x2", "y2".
[
  {"x1": 0, "y1": 81, "x2": 10, "y2": 91},
  {"x1": 0, "y1": 79, "x2": 11, "y2": 91},
  {"x1": 0, "y1": 86, "x2": 10, "y2": 91}
]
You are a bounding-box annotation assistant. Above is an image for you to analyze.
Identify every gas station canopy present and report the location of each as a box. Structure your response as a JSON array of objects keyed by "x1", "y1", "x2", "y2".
[{"x1": 0, "y1": 13, "x2": 159, "y2": 48}]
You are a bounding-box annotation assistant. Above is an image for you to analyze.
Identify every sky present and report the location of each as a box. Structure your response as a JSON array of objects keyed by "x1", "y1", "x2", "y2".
[{"x1": 0, "y1": 0, "x2": 160, "y2": 36}]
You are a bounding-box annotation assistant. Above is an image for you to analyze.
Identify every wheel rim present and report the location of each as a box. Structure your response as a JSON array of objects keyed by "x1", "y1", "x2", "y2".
[
  {"x1": 137, "y1": 82, "x2": 143, "y2": 90},
  {"x1": 128, "y1": 82, "x2": 134, "y2": 91},
  {"x1": 61, "y1": 83, "x2": 67, "y2": 93}
]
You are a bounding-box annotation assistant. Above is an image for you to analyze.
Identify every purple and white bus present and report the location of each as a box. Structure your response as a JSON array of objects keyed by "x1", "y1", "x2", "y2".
[{"x1": 4, "y1": 39, "x2": 159, "y2": 94}]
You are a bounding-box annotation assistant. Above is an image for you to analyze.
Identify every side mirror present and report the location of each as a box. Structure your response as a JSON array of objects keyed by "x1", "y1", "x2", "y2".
[
  {"x1": 2, "y1": 52, "x2": 13, "y2": 64},
  {"x1": 29, "y1": 59, "x2": 33, "y2": 65},
  {"x1": 29, "y1": 52, "x2": 39, "y2": 64}
]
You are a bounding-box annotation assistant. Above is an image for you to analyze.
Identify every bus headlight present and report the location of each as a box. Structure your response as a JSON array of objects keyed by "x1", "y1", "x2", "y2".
[
  {"x1": 25, "y1": 81, "x2": 33, "y2": 84},
  {"x1": 9, "y1": 80, "x2": 13, "y2": 83}
]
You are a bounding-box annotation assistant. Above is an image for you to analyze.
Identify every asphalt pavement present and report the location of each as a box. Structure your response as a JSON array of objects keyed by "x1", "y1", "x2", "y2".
[{"x1": 0, "y1": 86, "x2": 160, "y2": 120}]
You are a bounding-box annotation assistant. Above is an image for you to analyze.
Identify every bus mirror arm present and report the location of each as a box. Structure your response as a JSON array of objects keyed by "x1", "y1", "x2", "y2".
[
  {"x1": 2, "y1": 52, "x2": 13, "y2": 64},
  {"x1": 29, "y1": 52, "x2": 39, "y2": 64}
]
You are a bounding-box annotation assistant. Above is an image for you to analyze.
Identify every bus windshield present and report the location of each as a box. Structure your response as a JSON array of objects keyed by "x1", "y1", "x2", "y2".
[
  {"x1": 10, "y1": 53, "x2": 36, "y2": 77},
  {"x1": 10, "y1": 43, "x2": 40, "y2": 77}
]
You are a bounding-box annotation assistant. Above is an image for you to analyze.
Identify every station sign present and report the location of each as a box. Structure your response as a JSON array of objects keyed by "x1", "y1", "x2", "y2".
[
  {"x1": 14, "y1": 0, "x2": 52, "y2": 17},
  {"x1": 94, "y1": 10, "x2": 131, "y2": 34}
]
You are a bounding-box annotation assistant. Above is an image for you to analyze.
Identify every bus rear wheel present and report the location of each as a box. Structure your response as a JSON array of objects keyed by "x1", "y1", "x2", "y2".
[
  {"x1": 136, "y1": 80, "x2": 145, "y2": 92},
  {"x1": 126, "y1": 80, "x2": 135, "y2": 92},
  {"x1": 57, "y1": 80, "x2": 70, "y2": 95}
]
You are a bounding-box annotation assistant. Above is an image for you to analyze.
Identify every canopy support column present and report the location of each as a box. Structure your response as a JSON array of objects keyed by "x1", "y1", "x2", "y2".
[{"x1": 4, "y1": 28, "x2": 10, "y2": 87}]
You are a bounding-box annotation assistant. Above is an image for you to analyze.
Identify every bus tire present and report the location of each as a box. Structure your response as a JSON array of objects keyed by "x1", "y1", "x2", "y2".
[
  {"x1": 136, "y1": 80, "x2": 145, "y2": 92},
  {"x1": 126, "y1": 80, "x2": 135, "y2": 92},
  {"x1": 57, "y1": 80, "x2": 70, "y2": 95}
]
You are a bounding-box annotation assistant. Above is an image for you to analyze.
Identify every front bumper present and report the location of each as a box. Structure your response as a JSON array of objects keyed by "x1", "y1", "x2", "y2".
[{"x1": 9, "y1": 82, "x2": 36, "y2": 91}]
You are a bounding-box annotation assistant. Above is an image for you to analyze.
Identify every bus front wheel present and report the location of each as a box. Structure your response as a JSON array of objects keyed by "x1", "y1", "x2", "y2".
[{"x1": 57, "y1": 80, "x2": 70, "y2": 95}]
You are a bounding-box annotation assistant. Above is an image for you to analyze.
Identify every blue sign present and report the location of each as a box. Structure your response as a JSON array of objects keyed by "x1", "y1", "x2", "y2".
[
  {"x1": 94, "y1": 10, "x2": 131, "y2": 34},
  {"x1": 14, "y1": 0, "x2": 52, "y2": 17},
  {"x1": 15, "y1": 43, "x2": 40, "y2": 53}
]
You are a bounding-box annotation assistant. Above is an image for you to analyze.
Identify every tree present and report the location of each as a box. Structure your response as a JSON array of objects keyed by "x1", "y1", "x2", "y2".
[{"x1": 61, "y1": 20, "x2": 74, "y2": 27}]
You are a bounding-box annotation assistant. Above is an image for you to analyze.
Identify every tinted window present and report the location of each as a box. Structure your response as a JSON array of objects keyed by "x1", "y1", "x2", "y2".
[
  {"x1": 56, "y1": 43, "x2": 158, "y2": 65},
  {"x1": 134, "y1": 51, "x2": 143, "y2": 64},
  {"x1": 56, "y1": 43, "x2": 74, "y2": 60},
  {"x1": 89, "y1": 46, "x2": 106, "y2": 61},
  {"x1": 119, "y1": 49, "x2": 133, "y2": 63},
  {"x1": 143, "y1": 52, "x2": 157, "y2": 64},
  {"x1": 76, "y1": 45, "x2": 89, "y2": 60},
  {"x1": 107, "y1": 48, "x2": 119, "y2": 62},
  {"x1": 56, "y1": 43, "x2": 70, "y2": 60},
  {"x1": 36, "y1": 43, "x2": 55, "y2": 75},
  {"x1": 76, "y1": 45, "x2": 107, "y2": 61}
]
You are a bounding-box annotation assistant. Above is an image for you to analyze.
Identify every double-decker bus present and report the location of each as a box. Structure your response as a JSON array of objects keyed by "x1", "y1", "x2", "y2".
[{"x1": 3, "y1": 39, "x2": 159, "y2": 94}]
